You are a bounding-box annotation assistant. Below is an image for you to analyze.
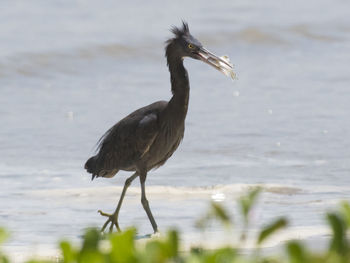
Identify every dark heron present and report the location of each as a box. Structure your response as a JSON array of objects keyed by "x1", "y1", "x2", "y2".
[{"x1": 84, "y1": 22, "x2": 233, "y2": 233}]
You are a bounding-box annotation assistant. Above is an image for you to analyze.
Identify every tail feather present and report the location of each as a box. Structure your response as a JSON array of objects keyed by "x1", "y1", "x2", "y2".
[
  {"x1": 84, "y1": 155, "x2": 118, "y2": 180},
  {"x1": 84, "y1": 156, "x2": 98, "y2": 180}
]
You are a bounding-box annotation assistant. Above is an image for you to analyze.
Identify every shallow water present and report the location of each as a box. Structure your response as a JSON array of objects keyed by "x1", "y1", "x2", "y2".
[{"x1": 1, "y1": 0, "x2": 350, "y2": 261}]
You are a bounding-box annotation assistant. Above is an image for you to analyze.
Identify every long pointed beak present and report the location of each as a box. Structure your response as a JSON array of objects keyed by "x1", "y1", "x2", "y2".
[{"x1": 196, "y1": 47, "x2": 236, "y2": 80}]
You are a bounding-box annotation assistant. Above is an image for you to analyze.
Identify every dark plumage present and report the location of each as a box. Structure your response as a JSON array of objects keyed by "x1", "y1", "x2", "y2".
[{"x1": 85, "y1": 22, "x2": 233, "y2": 233}]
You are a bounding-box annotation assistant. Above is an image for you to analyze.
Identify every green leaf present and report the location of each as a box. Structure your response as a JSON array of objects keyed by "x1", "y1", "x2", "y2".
[
  {"x1": 257, "y1": 217, "x2": 288, "y2": 245},
  {"x1": 0, "y1": 255, "x2": 9, "y2": 263},
  {"x1": 286, "y1": 241, "x2": 308, "y2": 263},
  {"x1": 239, "y1": 187, "x2": 262, "y2": 223},
  {"x1": 211, "y1": 202, "x2": 232, "y2": 225},
  {"x1": 26, "y1": 260, "x2": 53, "y2": 263},
  {"x1": 60, "y1": 240, "x2": 76, "y2": 263},
  {"x1": 326, "y1": 212, "x2": 348, "y2": 255},
  {"x1": 75, "y1": 228, "x2": 105, "y2": 263},
  {"x1": 81, "y1": 228, "x2": 101, "y2": 252},
  {"x1": 0, "y1": 228, "x2": 8, "y2": 244},
  {"x1": 140, "y1": 230, "x2": 180, "y2": 263},
  {"x1": 78, "y1": 250, "x2": 105, "y2": 263},
  {"x1": 109, "y1": 228, "x2": 137, "y2": 263},
  {"x1": 201, "y1": 247, "x2": 236, "y2": 263},
  {"x1": 165, "y1": 230, "x2": 179, "y2": 258},
  {"x1": 340, "y1": 201, "x2": 350, "y2": 228},
  {"x1": 0, "y1": 228, "x2": 9, "y2": 263},
  {"x1": 195, "y1": 202, "x2": 232, "y2": 230},
  {"x1": 143, "y1": 240, "x2": 165, "y2": 263}
]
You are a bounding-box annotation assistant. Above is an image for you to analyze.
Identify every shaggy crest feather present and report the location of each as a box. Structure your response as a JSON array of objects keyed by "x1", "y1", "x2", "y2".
[
  {"x1": 165, "y1": 21, "x2": 190, "y2": 64},
  {"x1": 170, "y1": 21, "x2": 190, "y2": 38}
]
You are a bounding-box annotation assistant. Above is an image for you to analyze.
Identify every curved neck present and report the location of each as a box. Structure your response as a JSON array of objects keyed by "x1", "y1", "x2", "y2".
[{"x1": 166, "y1": 42, "x2": 190, "y2": 117}]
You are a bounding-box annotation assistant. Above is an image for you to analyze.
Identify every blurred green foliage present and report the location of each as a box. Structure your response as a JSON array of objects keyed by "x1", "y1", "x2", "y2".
[
  {"x1": 1, "y1": 188, "x2": 350, "y2": 263},
  {"x1": 0, "y1": 228, "x2": 9, "y2": 263},
  {"x1": 239, "y1": 187, "x2": 261, "y2": 225},
  {"x1": 257, "y1": 218, "x2": 288, "y2": 246}
]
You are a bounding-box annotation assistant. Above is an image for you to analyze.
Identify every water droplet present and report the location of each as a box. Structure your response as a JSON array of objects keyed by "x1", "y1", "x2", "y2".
[
  {"x1": 276, "y1": 142, "x2": 281, "y2": 147},
  {"x1": 233, "y1": 91, "x2": 240, "y2": 97},
  {"x1": 323, "y1": 130, "x2": 328, "y2": 134},
  {"x1": 66, "y1": 111, "x2": 74, "y2": 120},
  {"x1": 268, "y1": 109, "x2": 273, "y2": 114}
]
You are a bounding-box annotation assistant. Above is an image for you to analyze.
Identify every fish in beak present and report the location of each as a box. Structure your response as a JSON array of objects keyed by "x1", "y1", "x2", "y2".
[{"x1": 196, "y1": 47, "x2": 236, "y2": 80}]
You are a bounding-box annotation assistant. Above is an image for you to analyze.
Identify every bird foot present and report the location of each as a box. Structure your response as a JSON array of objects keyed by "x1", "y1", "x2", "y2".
[{"x1": 98, "y1": 210, "x2": 121, "y2": 233}]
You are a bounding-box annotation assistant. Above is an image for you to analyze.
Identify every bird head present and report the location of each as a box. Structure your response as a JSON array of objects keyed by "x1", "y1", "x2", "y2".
[{"x1": 166, "y1": 21, "x2": 234, "y2": 76}]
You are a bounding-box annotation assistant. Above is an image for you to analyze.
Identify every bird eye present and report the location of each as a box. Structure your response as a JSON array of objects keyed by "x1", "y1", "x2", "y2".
[{"x1": 188, "y1": 43, "x2": 194, "y2": 49}]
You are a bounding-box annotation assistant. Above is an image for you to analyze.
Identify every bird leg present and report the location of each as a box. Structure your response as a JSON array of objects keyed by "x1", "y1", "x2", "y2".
[
  {"x1": 98, "y1": 172, "x2": 139, "y2": 233},
  {"x1": 140, "y1": 172, "x2": 158, "y2": 233}
]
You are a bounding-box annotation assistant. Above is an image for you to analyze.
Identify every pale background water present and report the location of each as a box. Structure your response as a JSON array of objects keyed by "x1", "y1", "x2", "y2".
[{"x1": 1, "y1": 0, "x2": 350, "y2": 261}]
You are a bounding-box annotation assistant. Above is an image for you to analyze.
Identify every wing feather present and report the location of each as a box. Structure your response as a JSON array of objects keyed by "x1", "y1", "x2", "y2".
[{"x1": 95, "y1": 101, "x2": 166, "y2": 170}]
